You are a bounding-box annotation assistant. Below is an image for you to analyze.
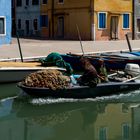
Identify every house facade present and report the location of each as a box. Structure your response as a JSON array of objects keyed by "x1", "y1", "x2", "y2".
[
  {"x1": 16, "y1": 0, "x2": 40, "y2": 37},
  {"x1": 40, "y1": 0, "x2": 133, "y2": 40},
  {"x1": 14, "y1": 0, "x2": 133, "y2": 40},
  {"x1": 0, "y1": 0, "x2": 11, "y2": 45},
  {"x1": 134, "y1": 0, "x2": 140, "y2": 39},
  {"x1": 40, "y1": 0, "x2": 92, "y2": 40},
  {"x1": 94, "y1": 0, "x2": 133, "y2": 40}
]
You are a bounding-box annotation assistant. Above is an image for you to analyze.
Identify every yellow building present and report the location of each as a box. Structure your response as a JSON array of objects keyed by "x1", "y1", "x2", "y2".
[
  {"x1": 40, "y1": 0, "x2": 132, "y2": 40},
  {"x1": 94, "y1": 0, "x2": 133, "y2": 40}
]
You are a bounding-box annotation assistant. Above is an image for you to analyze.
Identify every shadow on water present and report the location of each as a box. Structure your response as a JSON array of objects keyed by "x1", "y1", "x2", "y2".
[
  {"x1": 0, "y1": 83, "x2": 19, "y2": 99},
  {"x1": 1, "y1": 84, "x2": 140, "y2": 140}
]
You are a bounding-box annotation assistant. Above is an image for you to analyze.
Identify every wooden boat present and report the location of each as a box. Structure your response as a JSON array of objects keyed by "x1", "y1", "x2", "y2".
[
  {"x1": 61, "y1": 52, "x2": 140, "y2": 71},
  {"x1": 17, "y1": 80, "x2": 140, "y2": 99},
  {"x1": 0, "y1": 62, "x2": 65, "y2": 83}
]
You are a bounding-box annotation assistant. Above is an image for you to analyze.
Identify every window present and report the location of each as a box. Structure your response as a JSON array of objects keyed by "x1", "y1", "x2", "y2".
[
  {"x1": 40, "y1": 15, "x2": 48, "y2": 27},
  {"x1": 98, "y1": 12, "x2": 107, "y2": 29},
  {"x1": 16, "y1": 0, "x2": 22, "y2": 7},
  {"x1": 137, "y1": 19, "x2": 140, "y2": 32},
  {"x1": 26, "y1": 0, "x2": 29, "y2": 5},
  {"x1": 58, "y1": 0, "x2": 64, "y2": 3},
  {"x1": 18, "y1": 19, "x2": 21, "y2": 29},
  {"x1": 123, "y1": 13, "x2": 130, "y2": 29},
  {"x1": 12, "y1": 0, "x2": 15, "y2": 8},
  {"x1": 0, "y1": 17, "x2": 5, "y2": 35},
  {"x1": 42, "y1": 0, "x2": 48, "y2": 4},
  {"x1": 32, "y1": 0, "x2": 39, "y2": 5},
  {"x1": 33, "y1": 19, "x2": 38, "y2": 30}
]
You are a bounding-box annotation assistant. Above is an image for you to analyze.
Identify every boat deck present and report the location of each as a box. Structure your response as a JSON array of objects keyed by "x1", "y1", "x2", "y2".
[{"x1": 0, "y1": 62, "x2": 41, "y2": 67}]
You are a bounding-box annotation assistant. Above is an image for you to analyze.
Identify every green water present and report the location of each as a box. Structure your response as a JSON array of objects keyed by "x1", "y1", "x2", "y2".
[{"x1": 1, "y1": 84, "x2": 140, "y2": 140}]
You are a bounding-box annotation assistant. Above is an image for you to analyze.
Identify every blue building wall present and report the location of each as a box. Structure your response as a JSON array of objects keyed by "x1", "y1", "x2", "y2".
[{"x1": 0, "y1": 0, "x2": 11, "y2": 45}]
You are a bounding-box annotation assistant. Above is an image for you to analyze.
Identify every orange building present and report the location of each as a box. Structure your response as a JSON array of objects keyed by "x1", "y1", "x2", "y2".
[{"x1": 40, "y1": 0, "x2": 133, "y2": 40}]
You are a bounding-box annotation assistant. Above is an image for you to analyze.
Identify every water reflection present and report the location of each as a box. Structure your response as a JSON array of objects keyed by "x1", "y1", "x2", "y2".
[
  {"x1": 1, "y1": 83, "x2": 140, "y2": 140},
  {"x1": 0, "y1": 83, "x2": 19, "y2": 99},
  {"x1": 1, "y1": 96, "x2": 140, "y2": 140}
]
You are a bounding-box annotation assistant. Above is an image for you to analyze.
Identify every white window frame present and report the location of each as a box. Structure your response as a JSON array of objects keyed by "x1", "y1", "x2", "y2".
[
  {"x1": 0, "y1": 16, "x2": 6, "y2": 36},
  {"x1": 122, "y1": 13, "x2": 130, "y2": 30},
  {"x1": 98, "y1": 12, "x2": 107, "y2": 30}
]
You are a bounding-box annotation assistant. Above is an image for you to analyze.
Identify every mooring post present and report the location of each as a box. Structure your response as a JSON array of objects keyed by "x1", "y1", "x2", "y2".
[
  {"x1": 16, "y1": 31, "x2": 23, "y2": 62},
  {"x1": 125, "y1": 34, "x2": 132, "y2": 52}
]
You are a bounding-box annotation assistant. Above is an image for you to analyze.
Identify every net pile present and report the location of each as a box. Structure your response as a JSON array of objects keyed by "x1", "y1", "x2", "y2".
[{"x1": 23, "y1": 69, "x2": 70, "y2": 90}]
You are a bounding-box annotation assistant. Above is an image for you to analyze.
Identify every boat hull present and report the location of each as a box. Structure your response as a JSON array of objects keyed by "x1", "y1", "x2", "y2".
[
  {"x1": 61, "y1": 53, "x2": 140, "y2": 71},
  {"x1": 17, "y1": 82, "x2": 140, "y2": 98},
  {"x1": 0, "y1": 67, "x2": 66, "y2": 83}
]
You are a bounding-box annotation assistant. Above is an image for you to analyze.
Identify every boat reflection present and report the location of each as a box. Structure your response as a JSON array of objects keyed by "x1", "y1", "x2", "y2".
[
  {"x1": 0, "y1": 83, "x2": 19, "y2": 99},
  {"x1": 0, "y1": 98, "x2": 140, "y2": 140}
]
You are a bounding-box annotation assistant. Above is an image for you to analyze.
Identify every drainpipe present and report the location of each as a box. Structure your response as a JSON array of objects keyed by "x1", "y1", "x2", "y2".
[
  {"x1": 90, "y1": 0, "x2": 95, "y2": 41},
  {"x1": 132, "y1": 0, "x2": 135, "y2": 40},
  {"x1": 51, "y1": 0, "x2": 54, "y2": 38}
]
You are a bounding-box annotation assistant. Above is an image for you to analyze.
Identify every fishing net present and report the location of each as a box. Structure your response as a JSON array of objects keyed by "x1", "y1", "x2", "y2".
[{"x1": 23, "y1": 69, "x2": 70, "y2": 90}]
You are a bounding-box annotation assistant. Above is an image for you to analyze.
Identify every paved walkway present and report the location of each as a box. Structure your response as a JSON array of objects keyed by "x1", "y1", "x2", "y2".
[{"x1": 0, "y1": 38, "x2": 140, "y2": 59}]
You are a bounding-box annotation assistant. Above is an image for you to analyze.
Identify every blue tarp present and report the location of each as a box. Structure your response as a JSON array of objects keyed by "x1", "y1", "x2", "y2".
[{"x1": 129, "y1": 52, "x2": 140, "y2": 56}]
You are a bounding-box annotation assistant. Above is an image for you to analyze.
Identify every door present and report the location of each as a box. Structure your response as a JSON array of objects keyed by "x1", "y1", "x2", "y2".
[
  {"x1": 110, "y1": 16, "x2": 118, "y2": 40},
  {"x1": 25, "y1": 20, "x2": 29, "y2": 36},
  {"x1": 57, "y1": 16, "x2": 64, "y2": 38}
]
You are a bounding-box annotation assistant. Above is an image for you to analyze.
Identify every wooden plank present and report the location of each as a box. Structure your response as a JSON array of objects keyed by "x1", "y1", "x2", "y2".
[
  {"x1": 123, "y1": 75, "x2": 140, "y2": 83},
  {"x1": 0, "y1": 66, "x2": 66, "y2": 71},
  {"x1": 0, "y1": 62, "x2": 41, "y2": 67}
]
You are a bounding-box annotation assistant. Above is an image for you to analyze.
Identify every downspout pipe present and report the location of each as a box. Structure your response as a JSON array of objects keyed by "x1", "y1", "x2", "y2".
[
  {"x1": 90, "y1": 0, "x2": 95, "y2": 40},
  {"x1": 51, "y1": 0, "x2": 54, "y2": 38},
  {"x1": 132, "y1": 0, "x2": 135, "y2": 40}
]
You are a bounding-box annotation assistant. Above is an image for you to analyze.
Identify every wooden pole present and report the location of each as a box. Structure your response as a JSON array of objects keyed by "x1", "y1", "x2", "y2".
[
  {"x1": 132, "y1": 0, "x2": 135, "y2": 40},
  {"x1": 76, "y1": 24, "x2": 84, "y2": 55},
  {"x1": 16, "y1": 31, "x2": 23, "y2": 62},
  {"x1": 125, "y1": 34, "x2": 132, "y2": 52}
]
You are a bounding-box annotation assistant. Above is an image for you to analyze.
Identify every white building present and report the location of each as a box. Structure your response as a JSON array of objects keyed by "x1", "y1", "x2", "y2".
[{"x1": 135, "y1": 0, "x2": 140, "y2": 39}]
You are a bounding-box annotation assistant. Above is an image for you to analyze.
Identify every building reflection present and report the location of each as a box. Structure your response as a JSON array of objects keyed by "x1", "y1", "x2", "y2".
[{"x1": 0, "y1": 98, "x2": 140, "y2": 140}]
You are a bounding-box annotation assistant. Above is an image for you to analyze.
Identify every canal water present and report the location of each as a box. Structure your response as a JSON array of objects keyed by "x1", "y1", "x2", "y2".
[{"x1": 1, "y1": 83, "x2": 140, "y2": 140}]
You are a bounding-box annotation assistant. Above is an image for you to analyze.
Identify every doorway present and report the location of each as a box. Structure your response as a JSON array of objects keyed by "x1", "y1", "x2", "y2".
[
  {"x1": 57, "y1": 16, "x2": 64, "y2": 38},
  {"x1": 110, "y1": 16, "x2": 119, "y2": 40},
  {"x1": 25, "y1": 20, "x2": 29, "y2": 36}
]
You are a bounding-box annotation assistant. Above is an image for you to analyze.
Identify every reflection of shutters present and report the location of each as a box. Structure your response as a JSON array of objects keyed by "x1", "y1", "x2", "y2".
[
  {"x1": 122, "y1": 124, "x2": 130, "y2": 140},
  {"x1": 99, "y1": 127, "x2": 107, "y2": 140}
]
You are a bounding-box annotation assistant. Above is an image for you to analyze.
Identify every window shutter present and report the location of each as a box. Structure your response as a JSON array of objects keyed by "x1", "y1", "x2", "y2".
[
  {"x1": 46, "y1": 15, "x2": 48, "y2": 27},
  {"x1": 40, "y1": 15, "x2": 42, "y2": 27}
]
